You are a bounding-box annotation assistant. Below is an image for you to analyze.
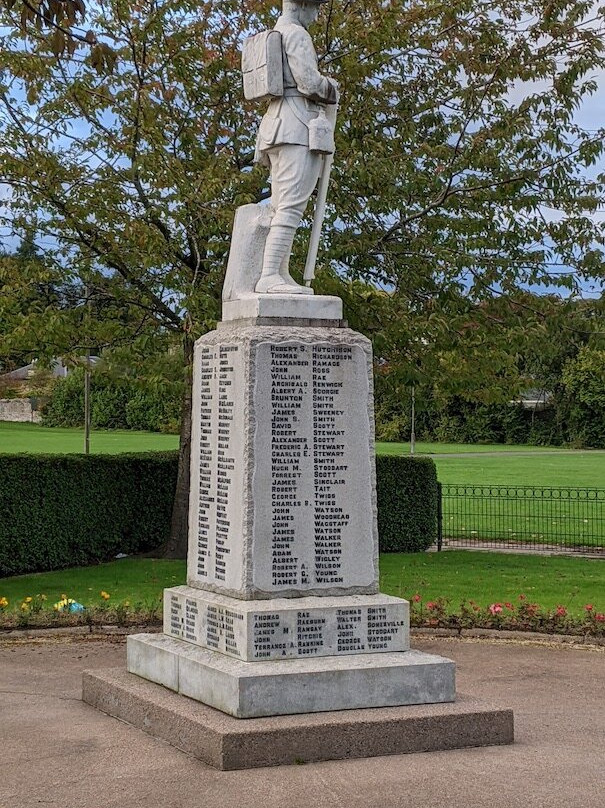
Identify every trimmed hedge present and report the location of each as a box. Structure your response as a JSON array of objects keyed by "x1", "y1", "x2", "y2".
[
  {"x1": 0, "y1": 452, "x2": 436, "y2": 576},
  {"x1": 376, "y1": 455, "x2": 438, "y2": 552},
  {"x1": 0, "y1": 452, "x2": 178, "y2": 577}
]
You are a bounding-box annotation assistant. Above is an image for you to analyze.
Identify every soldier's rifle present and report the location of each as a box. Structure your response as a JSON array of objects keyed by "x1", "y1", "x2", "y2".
[{"x1": 304, "y1": 100, "x2": 338, "y2": 286}]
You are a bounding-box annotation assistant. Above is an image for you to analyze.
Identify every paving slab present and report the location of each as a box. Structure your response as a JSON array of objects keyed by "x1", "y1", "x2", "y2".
[{"x1": 1, "y1": 635, "x2": 603, "y2": 808}]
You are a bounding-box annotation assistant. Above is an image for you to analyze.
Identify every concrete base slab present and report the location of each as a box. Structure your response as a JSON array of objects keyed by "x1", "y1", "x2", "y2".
[
  {"x1": 126, "y1": 633, "x2": 455, "y2": 717},
  {"x1": 82, "y1": 667, "x2": 514, "y2": 770}
]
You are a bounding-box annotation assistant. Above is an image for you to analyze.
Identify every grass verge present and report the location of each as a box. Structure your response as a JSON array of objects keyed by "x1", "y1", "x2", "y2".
[
  {"x1": 0, "y1": 421, "x2": 179, "y2": 454},
  {"x1": 0, "y1": 553, "x2": 603, "y2": 636}
]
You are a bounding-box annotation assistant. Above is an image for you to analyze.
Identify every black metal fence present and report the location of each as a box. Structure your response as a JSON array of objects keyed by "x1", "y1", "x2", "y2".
[{"x1": 437, "y1": 484, "x2": 605, "y2": 556}]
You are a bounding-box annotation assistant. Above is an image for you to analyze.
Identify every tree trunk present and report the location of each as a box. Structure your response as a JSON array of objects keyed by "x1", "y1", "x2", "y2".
[{"x1": 163, "y1": 332, "x2": 195, "y2": 559}]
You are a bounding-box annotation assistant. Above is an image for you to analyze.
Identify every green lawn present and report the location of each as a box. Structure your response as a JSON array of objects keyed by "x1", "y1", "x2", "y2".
[
  {"x1": 0, "y1": 422, "x2": 179, "y2": 454},
  {"x1": 379, "y1": 441, "x2": 605, "y2": 548},
  {"x1": 375, "y1": 441, "x2": 569, "y2": 455},
  {"x1": 376, "y1": 440, "x2": 605, "y2": 487},
  {"x1": 0, "y1": 558, "x2": 185, "y2": 608},
  {"x1": 2, "y1": 423, "x2": 603, "y2": 487},
  {"x1": 379, "y1": 551, "x2": 604, "y2": 615},
  {"x1": 428, "y1": 452, "x2": 604, "y2": 488},
  {"x1": 3, "y1": 422, "x2": 605, "y2": 549},
  {"x1": 1, "y1": 553, "x2": 602, "y2": 618}
]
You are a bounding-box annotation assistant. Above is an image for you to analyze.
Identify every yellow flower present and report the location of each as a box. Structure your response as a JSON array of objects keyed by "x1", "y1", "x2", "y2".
[
  {"x1": 24, "y1": 596, "x2": 33, "y2": 603},
  {"x1": 0, "y1": 597, "x2": 8, "y2": 608},
  {"x1": 61, "y1": 594, "x2": 67, "y2": 600},
  {"x1": 40, "y1": 594, "x2": 47, "y2": 601},
  {"x1": 20, "y1": 602, "x2": 30, "y2": 611},
  {"x1": 123, "y1": 601, "x2": 130, "y2": 608},
  {"x1": 100, "y1": 591, "x2": 110, "y2": 601}
]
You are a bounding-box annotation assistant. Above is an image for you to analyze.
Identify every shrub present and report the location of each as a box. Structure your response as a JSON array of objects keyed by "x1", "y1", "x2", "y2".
[
  {"x1": 125, "y1": 389, "x2": 182, "y2": 434},
  {"x1": 42, "y1": 368, "x2": 86, "y2": 427},
  {"x1": 0, "y1": 452, "x2": 178, "y2": 576},
  {"x1": 0, "y1": 452, "x2": 436, "y2": 576},
  {"x1": 43, "y1": 371, "x2": 182, "y2": 434},
  {"x1": 376, "y1": 455, "x2": 438, "y2": 552},
  {"x1": 91, "y1": 385, "x2": 130, "y2": 429},
  {"x1": 43, "y1": 369, "x2": 132, "y2": 429}
]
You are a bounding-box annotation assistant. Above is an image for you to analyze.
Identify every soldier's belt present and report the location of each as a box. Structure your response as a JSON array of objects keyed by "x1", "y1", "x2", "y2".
[{"x1": 282, "y1": 89, "x2": 323, "y2": 103}]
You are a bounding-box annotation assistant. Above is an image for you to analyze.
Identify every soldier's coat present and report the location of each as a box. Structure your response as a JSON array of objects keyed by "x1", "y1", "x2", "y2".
[{"x1": 256, "y1": 17, "x2": 336, "y2": 160}]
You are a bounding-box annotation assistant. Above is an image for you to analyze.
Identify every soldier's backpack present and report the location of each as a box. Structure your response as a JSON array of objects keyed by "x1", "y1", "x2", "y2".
[{"x1": 242, "y1": 30, "x2": 283, "y2": 102}]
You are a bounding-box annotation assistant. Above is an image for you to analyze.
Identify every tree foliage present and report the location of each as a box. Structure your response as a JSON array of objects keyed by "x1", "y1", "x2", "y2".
[{"x1": 2, "y1": 0, "x2": 605, "y2": 551}]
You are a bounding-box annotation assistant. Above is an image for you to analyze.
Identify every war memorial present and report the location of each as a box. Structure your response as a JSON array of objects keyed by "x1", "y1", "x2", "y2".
[{"x1": 83, "y1": 0, "x2": 513, "y2": 768}]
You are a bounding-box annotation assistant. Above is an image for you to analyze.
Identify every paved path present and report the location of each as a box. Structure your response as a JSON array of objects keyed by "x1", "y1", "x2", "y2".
[{"x1": 1, "y1": 635, "x2": 603, "y2": 808}]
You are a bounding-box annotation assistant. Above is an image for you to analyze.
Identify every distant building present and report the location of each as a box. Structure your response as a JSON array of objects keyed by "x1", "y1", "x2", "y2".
[
  {"x1": 0, "y1": 357, "x2": 99, "y2": 381},
  {"x1": 515, "y1": 389, "x2": 553, "y2": 411}
]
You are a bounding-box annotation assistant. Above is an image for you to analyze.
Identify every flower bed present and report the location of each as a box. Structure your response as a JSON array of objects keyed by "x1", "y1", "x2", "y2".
[
  {"x1": 1, "y1": 590, "x2": 604, "y2": 638},
  {"x1": 410, "y1": 593, "x2": 605, "y2": 637},
  {"x1": 0, "y1": 591, "x2": 162, "y2": 630}
]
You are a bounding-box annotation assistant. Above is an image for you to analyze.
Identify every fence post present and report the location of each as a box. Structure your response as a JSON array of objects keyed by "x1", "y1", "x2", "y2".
[{"x1": 437, "y1": 481, "x2": 443, "y2": 551}]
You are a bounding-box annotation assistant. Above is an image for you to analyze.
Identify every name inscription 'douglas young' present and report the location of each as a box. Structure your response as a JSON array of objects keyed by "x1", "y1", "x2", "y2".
[{"x1": 187, "y1": 337, "x2": 377, "y2": 597}]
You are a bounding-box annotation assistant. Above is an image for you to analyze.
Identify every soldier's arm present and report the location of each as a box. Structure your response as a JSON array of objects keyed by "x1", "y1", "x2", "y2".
[{"x1": 284, "y1": 27, "x2": 337, "y2": 104}]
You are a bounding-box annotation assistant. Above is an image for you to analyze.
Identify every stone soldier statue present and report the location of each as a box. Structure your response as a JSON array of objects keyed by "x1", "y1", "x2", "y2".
[
  {"x1": 255, "y1": 0, "x2": 337, "y2": 295},
  {"x1": 222, "y1": 0, "x2": 338, "y2": 303}
]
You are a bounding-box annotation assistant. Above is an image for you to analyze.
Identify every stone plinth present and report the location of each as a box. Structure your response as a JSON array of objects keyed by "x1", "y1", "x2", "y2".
[
  {"x1": 187, "y1": 325, "x2": 378, "y2": 599},
  {"x1": 83, "y1": 668, "x2": 514, "y2": 770},
  {"x1": 127, "y1": 633, "x2": 455, "y2": 718},
  {"x1": 163, "y1": 587, "x2": 409, "y2": 661},
  {"x1": 122, "y1": 320, "x2": 463, "y2": 724},
  {"x1": 222, "y1": 293, "x2": 343, "y2": 322}
]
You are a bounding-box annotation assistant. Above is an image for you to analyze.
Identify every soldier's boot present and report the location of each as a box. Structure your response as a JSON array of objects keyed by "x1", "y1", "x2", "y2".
[{"x1": 255, "y1": 225, "x2": 312, "y2": 294}]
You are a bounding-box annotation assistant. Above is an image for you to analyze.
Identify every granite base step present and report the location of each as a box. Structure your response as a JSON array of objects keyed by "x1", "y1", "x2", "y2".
[
  {"x1": 82, "y1": 667, "x2": 514, "y2": 770},
  {"x1": 126, "y1": 632, "x2": 455, "y2": 718}
]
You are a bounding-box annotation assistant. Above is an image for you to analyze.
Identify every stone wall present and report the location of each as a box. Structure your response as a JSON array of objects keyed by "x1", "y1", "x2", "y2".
[{"x1": 0, "y1": 398, "x2": 41, "y2": 423}]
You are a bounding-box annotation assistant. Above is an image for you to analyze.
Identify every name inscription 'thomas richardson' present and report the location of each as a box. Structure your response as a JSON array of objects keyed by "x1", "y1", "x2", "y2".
[{"x1": 188, "y1": 338, "x2": 377, "y2": 597}]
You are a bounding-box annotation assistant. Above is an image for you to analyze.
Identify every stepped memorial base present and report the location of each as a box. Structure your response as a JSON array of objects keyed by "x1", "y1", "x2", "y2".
[
  {"x1": 83, "y1": 667, "x2": 514, "y2": 770},
  {"x1": 127, "y1": 632, "x2": 455, "y2": 718}
]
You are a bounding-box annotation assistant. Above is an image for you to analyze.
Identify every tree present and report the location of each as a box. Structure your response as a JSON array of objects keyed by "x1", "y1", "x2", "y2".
[
  {"x1": 1, "y1": 0, "x2": 604, "y2": 555},
  {"x1": 560, "y1": 343, "x2": 605, "y2": 447}
]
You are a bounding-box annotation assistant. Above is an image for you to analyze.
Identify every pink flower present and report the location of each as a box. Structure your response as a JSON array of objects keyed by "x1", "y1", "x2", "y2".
[
  {"x1": 411, "y1": 594, "x2": 421, "y2": 603},
  {"x1": 518, "y1": 593, "x2": 526, "y2": 601},
  {"x1": 426, "y1": 601, "x2": 437, "y2": 611},
  {"x1": 585, "y1": 604, "x2": 594, "y2": 612},
  {"x1": 555, "y1": 606, "x2": 567, "y2": 617},
  {"x1": 595, "y1": 613, "x2": 605, "y2": 622},
  {"x1": 504, "y1": 602, "x2": 513, "y2": 610},
  {"x1": 489, "y1": 603, "x2": 503, "y2": 615}
]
